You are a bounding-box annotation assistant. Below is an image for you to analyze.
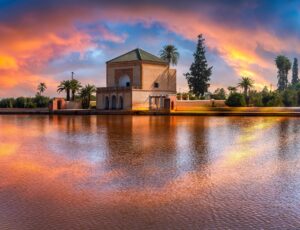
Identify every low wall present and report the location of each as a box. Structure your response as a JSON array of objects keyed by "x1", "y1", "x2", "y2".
[
  {"x1": 66, "y1": 101, "x2": 82, "y2": 109},
  {"x1": 176, "y1": 100, "x2": 226, "y2": 111}
]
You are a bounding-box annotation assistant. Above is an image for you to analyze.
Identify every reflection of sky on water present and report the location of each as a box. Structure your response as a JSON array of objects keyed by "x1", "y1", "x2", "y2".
[{"x1": 0, "y1": 115, "x2": 300, "y2": 229}]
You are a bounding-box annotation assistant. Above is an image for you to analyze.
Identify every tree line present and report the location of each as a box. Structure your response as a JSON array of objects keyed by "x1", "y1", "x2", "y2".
[
  {"x1": 164, "y1": 33, "x2": 300, "y2": 107},
  {"x1": 0, "y1": 79, "x2": 96, "y2": 109}
]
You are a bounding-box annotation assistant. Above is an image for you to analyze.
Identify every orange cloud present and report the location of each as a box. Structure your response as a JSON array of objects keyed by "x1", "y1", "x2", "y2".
[
  {"x1": 97, "y1": 6, "x2": 297, "y2": 89},
  {"x1": 0, "y1": 4, "x2": 297, "y2": 96}
]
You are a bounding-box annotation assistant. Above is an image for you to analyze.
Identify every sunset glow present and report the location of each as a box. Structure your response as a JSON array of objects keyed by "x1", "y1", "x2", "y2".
[{"x1": 0, "y1": 1, "x2": 299, "y2": 96}]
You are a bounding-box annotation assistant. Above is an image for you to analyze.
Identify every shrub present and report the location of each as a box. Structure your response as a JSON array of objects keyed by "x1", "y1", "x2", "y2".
[
  {"x1": 266, "y1": 91, "x2": 282, "y2": 106},
  {"x1": 297, "y1": 91, "x2": 300, "y2": 106},
  {"x1": 26, "y1": 100, "x2": 37, "y2": 108},
  {"x1": 225, "y1": 92, "x2": 246, "y2": 107},
  {"x1": 211, "y1": 88, "x2": 226, "y2": 100},
  {"x1": 33, "y1": 95, "x2": 50, "y2": 108},
  {"x1": 260, "y1": 89, "x2": 282, "y2": 107},
  {"x1": 281, "y1": 89, "x2": 297, "y2": 107},
  {"x1": 0, "y1": 98, "x2": 15, "y2": 108},
  {"x1": 14, "y1": 97, "x2": 26, "y2": 108},
  {"x1": 249, "y1": 91, "x2": 263, "y2": 107}
]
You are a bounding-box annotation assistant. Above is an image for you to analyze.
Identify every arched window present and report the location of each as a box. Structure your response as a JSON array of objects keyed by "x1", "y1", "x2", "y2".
[
  {"x1": 118, "y1": 75, "x2": 131, "y2": 87},
  {"x1": 119, "y1": 96, "x2": 124, "y2": 109},
  {"x1": 111, "y1": 95, "x2": 117, "y2": 109}
]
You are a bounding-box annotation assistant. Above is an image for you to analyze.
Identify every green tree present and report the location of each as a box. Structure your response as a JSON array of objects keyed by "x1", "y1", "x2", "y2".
[
  {"x1": 185, "y1": 34, "x2": 212, "y2": 97},
  {"x1": 37, "y1": 82, "x2": 47, "y2": 95},
  {"x1": 266, "y1": 91, "x2": 282, "y2": 107},
  {"x1": 15, "y1": 97, "x2": 26, "y2": 108},
  {"x1": 292, "y1": 58, "x2": 298, "y2": 85},
  {"x1": 70, "y1": 79, "x2": 82, "y2": 101},
  {"x1": 159, "y1": 45, "x2": 180, "y2": 66},
  {"x1": 237, "y1": 76, "x2": 254, "y2": 106},
  {"x1": 227, "y1": 86, "x2": 237, "y2": 94},
  {"x1": 33, "y1": 94, "x2": 50, "y2": 108},
  {"x1": 211, "y1": 88, "x2": 226, "y2": 100},
  {"x1": 275, "y1": 55, "x2": 291, "y2": 91},
  {"x1": 80, "y1": 84, "x2": 96, "y2": 108},
  {"x1": 0, "y1": 98, "x2": 15, "y2": 108},
  {"x1": 225, "y1": 92, "x2": 246, "y2": 107},
  {"x1": 281, "y1": 89, "x2": 297, "y2": 107},
  {"x1": 249, "y1": 90, "x2": 263, "y2": 107},
  {"x1": 57, "y1": 80, "x2": 71, "y2": 101}
]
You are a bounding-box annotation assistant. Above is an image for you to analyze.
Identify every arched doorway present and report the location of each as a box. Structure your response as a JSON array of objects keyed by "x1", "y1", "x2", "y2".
[
  {"x1": 119, "y1": 96, "x2": 124, "y2": 110},
  {"x1": 111, "y1": 95, "x2": 117, "y2": 110},
  {"x1": 57, "y1": 100, "x2": 62, "y2": 110},
  {"x1": 171, "y1": 101, "x2": 174, "y2": 110},
  {"x1": 105, "y1": 96, "x2": 109, "y2": 110}
]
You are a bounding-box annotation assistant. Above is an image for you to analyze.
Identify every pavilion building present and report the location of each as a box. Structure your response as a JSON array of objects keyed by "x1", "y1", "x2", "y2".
[{"x1": 96, "y1": 48, "x2": 177, "y2": 111}]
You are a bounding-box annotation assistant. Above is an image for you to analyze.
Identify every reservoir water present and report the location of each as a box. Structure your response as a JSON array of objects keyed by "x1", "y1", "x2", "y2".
[{"x1": 0, "y1": 115, "x2": 300, "y2": 229}]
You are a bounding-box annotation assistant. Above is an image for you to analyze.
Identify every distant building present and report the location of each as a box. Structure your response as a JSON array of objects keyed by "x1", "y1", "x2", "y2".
[{"x1": 96, "y1": 48, "x2": 177, "y2": 110}]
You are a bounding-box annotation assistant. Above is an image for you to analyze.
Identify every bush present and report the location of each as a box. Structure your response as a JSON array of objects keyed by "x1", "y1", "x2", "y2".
[
  {"x1": 26, "y1": 100, "x2": 37, "y2": 108},
  {"x1": 0, "y1": 97, "x2": 45, "y2": 108},
  {"x1": 266, "y1": 91, "x2": 282, "y2": 106},
  {"x1": 281, "y1": 89, "x2": 297, "y2": 107},
  {"x1": 0, "y1": 98, "x2": 15, "y2": 108},
  {"x1": 225, "y1": 92, "x2": 246, "y2": 107},
  {"x1": 248, "y1": 90, "x2": 263, "y2": 106},
  {"x1": 211, "y1": 88, "x2": 226, "y2": 100},
  {"x1": 33, "y1": 95, "x2": 50, "y2": 108},
  {"x1": 14, "y1": 97, "x2": 26, "y2": 108},
  {"x1": 260, "y1": 89, "x2": 283, "y2": 107}
]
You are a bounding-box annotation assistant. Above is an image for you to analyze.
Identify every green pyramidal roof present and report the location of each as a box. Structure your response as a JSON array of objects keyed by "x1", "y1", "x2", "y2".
[{"x1": 107, "y1": 48, "x2": 168, "y2": 64}]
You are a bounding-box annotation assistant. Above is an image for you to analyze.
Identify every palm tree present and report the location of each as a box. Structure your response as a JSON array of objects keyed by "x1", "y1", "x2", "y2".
[
  {"x1": 37, "y1": 82, "x2": 47, "y2": 95},
  {"x1": 237, "y1": 76, "x2": 254, "y2": 106},
  {"x1": 80, "y1": 87, "x2": 89, "y2": 108},
  {"x1": 159, "y1": 45, "x2": 180, "y2": 66},
  {"x1": 80, "y1": 84, "x2": 96, "y2": 108},
  {"x1": 227, "y1": 86, "x2": 237, "y2": 94},
  {"x1": 70, "y1": 79, "x2": 82, "y2": 101},
  {"x1": 57, "y1": 80, "x2": 71, "y2": 101}
]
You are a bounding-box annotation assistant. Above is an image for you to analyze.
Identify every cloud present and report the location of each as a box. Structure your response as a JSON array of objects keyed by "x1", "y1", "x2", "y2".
[{"x1": 0, "y1": 0, "x2": 300, "y2": 96}]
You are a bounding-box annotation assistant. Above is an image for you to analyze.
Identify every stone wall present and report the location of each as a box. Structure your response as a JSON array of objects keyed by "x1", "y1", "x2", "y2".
[
  {"x1": 141, "y1": 63, "x2": 176, "y2": 92},
  {"x1": 65, "y1": 101, "x2": 82, "y2": 109}
]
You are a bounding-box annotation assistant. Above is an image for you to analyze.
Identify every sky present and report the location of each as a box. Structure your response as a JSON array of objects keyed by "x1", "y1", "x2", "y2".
[{"x1": 0, "y1": 0, "x2": 300, "y2": 97}]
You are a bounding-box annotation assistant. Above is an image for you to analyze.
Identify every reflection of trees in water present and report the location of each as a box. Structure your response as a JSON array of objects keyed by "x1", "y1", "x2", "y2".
[
  {"x1": 50, "y1": 115, "x2": 95, "y2": 134},
  {"x1": 44, "y1": 116, "x2": 98, "y2": 160},
  {"x1": 274, "y1": 118, "x2": 300, "y2": 209},
  {"x1": 175, "y1": 117, "x2": 210, "y2": 174},
  {"x1": 277, "y1": 118, "x2": 291, "y2": 160}
]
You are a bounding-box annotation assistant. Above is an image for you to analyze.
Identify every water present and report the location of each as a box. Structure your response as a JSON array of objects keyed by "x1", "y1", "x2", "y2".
[{"x1": 0, "y1": 115, "x2": 300, "y2": 229}]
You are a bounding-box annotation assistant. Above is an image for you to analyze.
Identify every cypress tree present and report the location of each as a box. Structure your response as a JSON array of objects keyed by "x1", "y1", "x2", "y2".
[
  {"x1": 275, "y1": 55, "x2": 291, "y2": 91},
  {"x1": 185, "y1": 34, "x2": 212, "y2": 97},
  {"x1": 292, "y1": 58, "x2": 298, "y2": 85}
]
